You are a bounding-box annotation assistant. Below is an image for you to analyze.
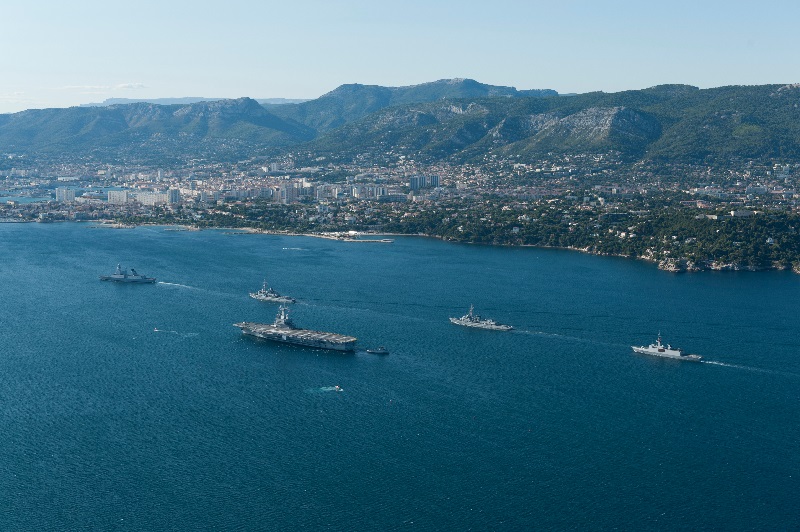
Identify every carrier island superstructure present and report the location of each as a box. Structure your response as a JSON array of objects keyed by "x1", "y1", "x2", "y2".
[{"x1": 234, "y1": 306, "x2": 357, "y2": 352}]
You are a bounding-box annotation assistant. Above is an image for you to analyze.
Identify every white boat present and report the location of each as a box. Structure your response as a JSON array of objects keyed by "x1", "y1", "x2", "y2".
[
  {"x1": 632, "y1": 334, "x2": 701, "y2": 361},
  {"x1": 449, "y1": 305, "x2": 512, "y2": 331},
  {"x1": 366, "y1": 346, "x2": 389, "y2": 355},
  {"x1": 249, "y1": 280, "x2": 296, "y2": 303}
]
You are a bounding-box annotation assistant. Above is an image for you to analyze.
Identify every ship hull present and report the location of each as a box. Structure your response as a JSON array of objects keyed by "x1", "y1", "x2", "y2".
[
  {"x1": 449, "y1": 318, "x2": 512, "y2": 331},
  {"x1": 631, "y1": 346, "x2": 701, "y2": 361},
  {"x1": 235, "y1": 322, "x2": 356, "y2": 352},
  {"x1": 100, "y1": 276, "x2": 156, "y2": 283},
  {"x1": 249, "y1": 294, "x2": 295, "y2": 303}
]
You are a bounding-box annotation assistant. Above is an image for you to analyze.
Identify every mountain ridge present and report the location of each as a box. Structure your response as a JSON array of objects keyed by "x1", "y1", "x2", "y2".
[
  {"x1": 0, "y1": 97, "x2": 314, "y2": 161},
  {"x1": 81, "y1": 97, "x2": 310, "y2": 107},
  {"x1": 266, "y1": 78, "x2": 558, "y2": 132},
  {"x1": 307, "y1": 83, "x2": 800, "y2": 164},
  {"x1": 1, "y1": 81, "x2": 799, "y2": 168}
]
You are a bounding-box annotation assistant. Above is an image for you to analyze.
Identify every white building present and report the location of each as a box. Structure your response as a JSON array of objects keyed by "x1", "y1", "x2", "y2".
[
  {"x1": 55, "y1": 188, "x2": 75, "y2": 202},
  {"x1": 138, "y1": 189, "x2": 180, "y2": 206},
  {"x1": 138, "y1": 192, "x2": 169, "y2": 206},
  {"x1": 107, "y1": 190, "x2": 129, "y2": 205}
]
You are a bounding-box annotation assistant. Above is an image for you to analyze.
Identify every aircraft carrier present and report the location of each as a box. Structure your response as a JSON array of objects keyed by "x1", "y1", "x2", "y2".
[{"x1": 234, "y1": 306, "x2": 357, "y2": 352}]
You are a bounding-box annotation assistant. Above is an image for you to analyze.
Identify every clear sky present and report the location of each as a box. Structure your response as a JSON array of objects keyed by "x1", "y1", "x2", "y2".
[{"x1": 2, "y1": 0, "x2": 799, "y2": 113}]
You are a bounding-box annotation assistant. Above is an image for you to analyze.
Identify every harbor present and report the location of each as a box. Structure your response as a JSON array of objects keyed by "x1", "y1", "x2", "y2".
[{"x1": 1, "y1": 223, "x2": 797, "y2": 531}]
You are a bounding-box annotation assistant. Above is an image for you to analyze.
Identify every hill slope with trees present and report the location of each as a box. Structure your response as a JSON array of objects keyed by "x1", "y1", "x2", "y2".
[{"x1": 1, "y1": 81, "x2": 800, "y2": 168}]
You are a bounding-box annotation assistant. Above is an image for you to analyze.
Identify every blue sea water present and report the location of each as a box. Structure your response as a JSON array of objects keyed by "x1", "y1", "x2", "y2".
[
  {"x1": 0, "y1": 223, "x2": 797, "y2": 530},
  {"x1": 0, "y1": 196, "x2": 51, "y2": 204}
]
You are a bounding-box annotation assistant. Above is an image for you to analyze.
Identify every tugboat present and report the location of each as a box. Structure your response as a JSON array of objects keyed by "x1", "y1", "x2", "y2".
[
  {"x1": 632, "y1": 333, "x2": 701, "y2": 361},
  {"x1": 449, "y1": 305, "x2": 513, "y2": 331},
  {"x1": 365, "y1": 346, "x2": 389, "y2": 355},
  {"x1": 100, "y1": 264, "x2": 156, "y2": 283},
  {"x1": 234, "y1": 305, "x2": 357, "y2": 352},
  {"x1": 249, "y1": 280, "x2": 296, "y2": 303}
]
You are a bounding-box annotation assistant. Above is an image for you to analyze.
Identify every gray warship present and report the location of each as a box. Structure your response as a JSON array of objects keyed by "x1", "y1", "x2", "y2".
[
  {"x1": 450, "y1": 305, "x2": 513, "y2": 331},
  {"x1": 249, "y1": 280, "x2": 296, "y2": 303},
  {"x1": 234, "y1": 306, "x2": 357, "y2": 352},
  {"x1": 632, "y1": 334, "x2": 701, "y2": 361},
  {"x1": 100, "y1": 264, "x2": 156, "y2": 283}
]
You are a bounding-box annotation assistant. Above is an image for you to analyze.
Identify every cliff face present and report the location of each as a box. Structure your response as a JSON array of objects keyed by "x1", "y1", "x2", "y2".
[
  {"x1": 313, "y1": 103, "x2": 663, "y2": 160},
  {"x1": 509, "y1": 106, "x2": 662, "y2": 153}
]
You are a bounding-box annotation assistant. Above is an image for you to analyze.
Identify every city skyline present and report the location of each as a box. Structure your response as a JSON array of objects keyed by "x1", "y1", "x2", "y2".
[{"x1": 3, "y1": 0, "x2": 800, "y2": 114}]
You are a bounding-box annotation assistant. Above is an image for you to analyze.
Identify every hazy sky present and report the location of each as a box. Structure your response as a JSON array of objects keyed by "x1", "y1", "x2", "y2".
[{"x1": 2, "y1": 0, "x2": 799, "y2": 113}]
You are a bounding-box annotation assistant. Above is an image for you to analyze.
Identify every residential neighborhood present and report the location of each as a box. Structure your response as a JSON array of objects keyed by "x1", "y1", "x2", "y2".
[{"x1": 3, "y1": 151, "x2": 800, "y2": 272}]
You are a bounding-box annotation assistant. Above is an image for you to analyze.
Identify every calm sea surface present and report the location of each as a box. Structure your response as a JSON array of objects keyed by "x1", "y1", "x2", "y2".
[{"x1": 0, "y1": 223, "x2": 797, "y2": 530}]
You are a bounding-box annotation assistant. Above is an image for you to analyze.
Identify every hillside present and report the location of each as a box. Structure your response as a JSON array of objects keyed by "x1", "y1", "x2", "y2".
[
  {"x1": 81, "y1": 97, "x2": 309, "y2": 107},
  {"x1": 0, "y1": 79, "x2": 556, "y2": 162},
  {"x1": 265, "y1": 78, "x2": 558, "y2": 132},
  {"x1": 0, "y1": 98, "x2": 314, "y2": 161},
  {"x1": 307, "y1": 84, "x2": 800, "y2": 164},
  {"x1": 1, "y1": 81, "x2": 800, "y2": 168}
]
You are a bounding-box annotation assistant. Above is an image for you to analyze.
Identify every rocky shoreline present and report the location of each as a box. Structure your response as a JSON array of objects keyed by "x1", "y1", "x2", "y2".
[
  {"x1": 654, "y1": 257, "x2": 800, "y2": 273},
  {"x1": 35, "y1": 220, "x2": 800, "y2": 275}
]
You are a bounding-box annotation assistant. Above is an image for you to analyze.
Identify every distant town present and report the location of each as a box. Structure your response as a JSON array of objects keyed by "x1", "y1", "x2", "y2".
[{"x1": 2, "y1": 151, "x2": 800, "y2": 273}]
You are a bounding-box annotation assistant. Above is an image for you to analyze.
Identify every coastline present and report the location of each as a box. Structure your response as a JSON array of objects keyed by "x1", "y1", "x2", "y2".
[{"x1": 11, "y1": 219, "x2": 800, "y2": 274}]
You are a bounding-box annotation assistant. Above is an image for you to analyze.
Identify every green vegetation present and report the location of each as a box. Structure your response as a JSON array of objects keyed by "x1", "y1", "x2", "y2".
[
  {"x1": 3, "y1": 82, "x2": 800, "y2": 170},
  {"x1": 112, "y1": 197, "x2": 800, "y2": 273},
  {"x1": 310, "y1": 84, "x2": 800, "y2": 166},
  {"x1": 397, "y1": 207, "x2": 797, "y2": 270},
  {"x1": 379, "y1": 199, "x2": 800, "y2": 271}
]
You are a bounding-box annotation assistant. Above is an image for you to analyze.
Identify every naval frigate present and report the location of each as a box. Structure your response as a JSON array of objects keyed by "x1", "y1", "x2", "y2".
[
  {"x1": 632, "y1": 334, "x2": 701, "y2": 361},
  {"x1": 249, "y1": 280, "x2": 296, "y2": 303},
  {"x1": 100, "y1": 264, "x2": 156, "y2": 283},
  {"x1": 449, "y1": 305, "x2": 513, "y2": 331}
]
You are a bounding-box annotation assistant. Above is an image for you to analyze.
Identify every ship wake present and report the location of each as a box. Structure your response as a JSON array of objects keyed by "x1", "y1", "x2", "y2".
[
  {"x1": 306, "y1": 386, "x2": 344, "y2": 394},
  {"x1": 157, "y1": 281, "x2": 197, "y2": 289},
  {"x1": 701, "y1": 360, "x2": 798, "y2": 377},
  {"x1": 514, "y1": 329, "x2": 620, "y2": 347},
  {"x1": 154, "y1": 328, "x2": 199, "y2": 338}
]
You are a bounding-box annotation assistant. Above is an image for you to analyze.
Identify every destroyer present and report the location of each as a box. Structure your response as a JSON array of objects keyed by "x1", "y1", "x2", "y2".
[
  {"x1": 100, "y1": 264, "x2": 156, "y2": 283},
  {"x1": 249, "y1": 280, "x2": 296, "y2": 303},
  {"x1": 450, "y1": 305, "x2": 512, "y2": 331},
  {"x1": 632, "y1": 334, "x2": 701, "y2": 361},
  {"x1": 234, "y1": 306, "x2": 357, "y2": 352}
]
